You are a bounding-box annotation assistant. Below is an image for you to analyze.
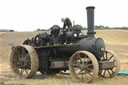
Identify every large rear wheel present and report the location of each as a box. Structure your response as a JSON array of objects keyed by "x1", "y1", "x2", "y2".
[
  {"x1": 10, "y1": 45, "x2": 39, "y2": 79},
  {"x1": 69, "y1": 51, "x2": 99, "y2": 83}
]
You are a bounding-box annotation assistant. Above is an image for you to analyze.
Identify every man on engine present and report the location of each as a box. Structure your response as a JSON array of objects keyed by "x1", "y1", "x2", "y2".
[{"x1": 61, "y1": 18, "x2": 72, "y2": 29}]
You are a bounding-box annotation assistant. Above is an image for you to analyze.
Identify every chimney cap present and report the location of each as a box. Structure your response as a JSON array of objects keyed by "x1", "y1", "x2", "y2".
[{"x1": 86, "y1": 6, "x2": 95, "y2": 9}]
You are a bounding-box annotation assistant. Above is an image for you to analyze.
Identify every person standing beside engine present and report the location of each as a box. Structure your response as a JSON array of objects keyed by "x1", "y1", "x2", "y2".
[{"x1": 61, "y1": 18, "x2": 72, "y2": 29}]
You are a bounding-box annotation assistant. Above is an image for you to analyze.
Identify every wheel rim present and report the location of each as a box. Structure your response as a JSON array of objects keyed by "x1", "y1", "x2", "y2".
[
  {"x1": 99, "y1": 50, "x2": 120, "y2": 78},
  {"x1": 10, "y1": 45, "x2": 39, "y2": 78},
  {"x1": 69, "y1": 51, "x2": 99, "y2": 83}
]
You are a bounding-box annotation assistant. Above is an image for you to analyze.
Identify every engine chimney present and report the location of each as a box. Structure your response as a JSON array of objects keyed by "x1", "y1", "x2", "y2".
[{"x1": 86, "y1": 6, "x2": 96, "y2": 37}]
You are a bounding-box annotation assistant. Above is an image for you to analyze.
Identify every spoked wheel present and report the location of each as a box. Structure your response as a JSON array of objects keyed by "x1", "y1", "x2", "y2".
[
  {"x1": 99, "y1": 50, "x2": 120, "y2": 78},
  {"x1": 69, "y1": 51, "x2": 99, "y2": 83},
  {"x1": 10, "y1": 45, "x2": 39, "y2": 79}
]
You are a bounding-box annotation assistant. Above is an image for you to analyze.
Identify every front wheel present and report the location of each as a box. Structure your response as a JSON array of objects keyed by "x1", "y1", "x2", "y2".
[{"x1": 99, "y1": 50, "x2": 120, "y2": 78}]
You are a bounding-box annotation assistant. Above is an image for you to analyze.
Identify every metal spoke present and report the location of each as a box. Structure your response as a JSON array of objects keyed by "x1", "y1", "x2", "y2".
[
  {"x1": 20, "y1": 69, "x2": 23, "y2": 74},
  {"x1": 108, "y1": 55, "x2": 113, "y2": 60},
  {"x1": 86, "y1": 67, "x2": 93, "y2": 72},
  {"x1": 110, "y1": 69, "x2": 114, "y2": 74},
  {"x1": 106, "y1": 52, "x2": 107, "y2": 60},
  {"x1": 15, "y1": 50, "x2": 20, "y2": 54},
  {"x1": 87, "y1": 71, "x2": 93, "y2": 77},
  {"x1": 83, "y1": 70, "x2": 92, "y2": 79},
  {"x1": 89, "y1": 72, "x2": 93, "y2": 76},
  {"x1": 99, "y1": 70, "x2": 103, "y2": 75},
  {"x1": 18, "y1": 55, "x2": 21, "y2": 60},
  {"x1": 103, "y1": 55, "x2": 105, "y2": 60},
  {"x1": 27, "y1": 63, "x2": 31, "y2": 68},
  {"x1": 25, "y1": 69, "x2": 29, "y2": 74},
  {"x1": 22, "y1": 48, "x2": 25, "y2": 58},
  {"x1": 15, "y1": 50, "x2": 21, "y2": 59},
  {"x1": 113, "y1": 59, "x2": 116, "y2": 62},
  {"x1": 24, "y1": 53, "x2": 29, "y2": 60},
  {"x1": 81, "y1": 71, "x2": 84, "y2": 80},
  {"x1": 22, "y1": 69, "x2": 24, "y2": 74},
  {"x1": 77, "y1": 54, "x2": 82, "y2": 63},
  {"x1": 82, "y1": 60, "x2": 85, "y2": 66},
  {"x1": 107, "y1": 70, "x2": 112, "y2": 77},
  {"x1": 83, "y1": 55, "x2": 87, "y2": 62},
  {"x1": 77, "y1": 60, "x2": 82, "y2": 67},
  {"x1": 103, "y1": 70, "x2": 106, "y2": 76},
  {"x1": 86, "y1": 64, "x2": 93, "y2": 67},
  {"x1": 73, "y1": 63, "x2": 78, "y2": 67},
  {"x1": 85, "y1": 58, "x2": 90, "y2": 64},
  {"x1": 20, "y1": 65, "x2": 24, "y2": 74}
]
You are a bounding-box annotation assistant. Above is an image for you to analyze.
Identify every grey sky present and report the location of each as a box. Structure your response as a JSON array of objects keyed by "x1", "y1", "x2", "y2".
[{"x1": 0, "y1": 0, "x2": 128, "y2": 31}]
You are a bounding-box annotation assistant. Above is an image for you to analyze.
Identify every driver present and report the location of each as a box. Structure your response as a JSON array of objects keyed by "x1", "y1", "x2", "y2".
[{"x1": 61, "y1": 18, "x2": 72, "y2": 29}]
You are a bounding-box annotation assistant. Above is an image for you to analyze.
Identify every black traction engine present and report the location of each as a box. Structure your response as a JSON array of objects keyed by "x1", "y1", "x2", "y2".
[{"x1": 10, "y1": 6, "x2": 120, "y2": 83}]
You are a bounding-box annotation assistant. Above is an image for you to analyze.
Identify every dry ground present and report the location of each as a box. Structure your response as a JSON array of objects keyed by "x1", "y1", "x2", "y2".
[
  {"x1": 0, "y1": 32, "x2": 6, "y2": 36},
  {"x1": 0, "y1": 30, "x2": 128, "y2": 85}
]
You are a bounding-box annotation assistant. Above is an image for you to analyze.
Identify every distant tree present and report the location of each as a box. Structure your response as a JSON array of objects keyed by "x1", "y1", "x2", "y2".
[
  {"x1": 36, "y1": 28, "x2": 49, "y2": 31},
  {"x1": 37, "y1": 28, "x2": 41, "y2": 31},
  {"x1": 9, "y1": 30, "x2": 14, "y2": 32},
  {"x1": 74, "y1": 24, "x2": 87, "y2": 30},
  {"x1": 94, "y1": 25, "x2": 110, "y2": 29}
]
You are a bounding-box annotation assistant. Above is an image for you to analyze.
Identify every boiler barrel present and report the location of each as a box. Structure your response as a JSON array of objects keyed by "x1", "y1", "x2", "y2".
[{"x1": 57, "y1": 37, "x2": 105, "y2": 60}]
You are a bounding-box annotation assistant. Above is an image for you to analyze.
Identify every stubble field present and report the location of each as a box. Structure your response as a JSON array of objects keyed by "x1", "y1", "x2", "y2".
[{"x1": 0, "y1": 30, "x2": 128, "y2": 85}]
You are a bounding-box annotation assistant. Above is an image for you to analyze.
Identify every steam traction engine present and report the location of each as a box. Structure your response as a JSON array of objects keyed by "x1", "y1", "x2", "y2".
[{"x1": 10, "y1": 6, "x2": 120, "y2": 83}]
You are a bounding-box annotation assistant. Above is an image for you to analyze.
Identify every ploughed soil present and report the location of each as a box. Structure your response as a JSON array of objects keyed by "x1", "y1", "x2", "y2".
[{"x1": 0, "y1": 30, "x2": 128, "y2": 85}]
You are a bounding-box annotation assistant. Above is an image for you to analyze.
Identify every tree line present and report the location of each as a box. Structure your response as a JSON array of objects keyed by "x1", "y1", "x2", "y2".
[
  {"x1": 36, "y1": 24, "x2": 128, "y2": 31},
  {"x1": 75, "y1": 24, "x2": 128, "y2": 30},
  {"x1": 94, "y1": 25, "x2": 128, "y2": 30}
]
